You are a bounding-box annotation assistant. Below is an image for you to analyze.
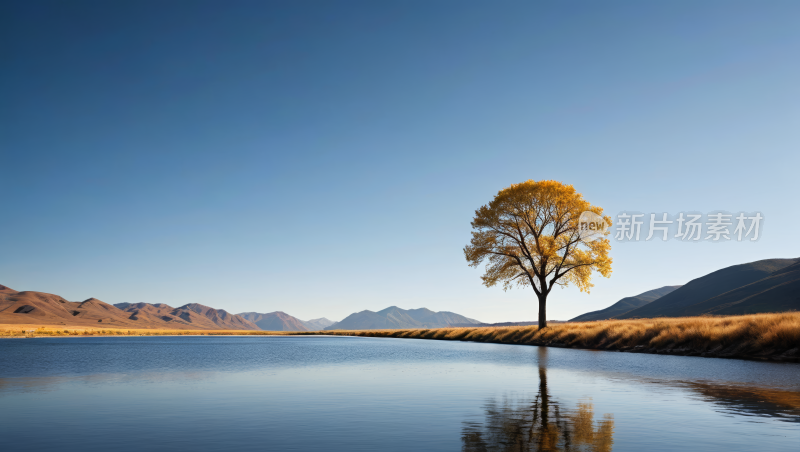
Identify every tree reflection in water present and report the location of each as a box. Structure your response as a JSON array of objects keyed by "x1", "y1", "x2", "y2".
[{"x1": 462, "y1": 348, "x2": 614, "y2": 452}]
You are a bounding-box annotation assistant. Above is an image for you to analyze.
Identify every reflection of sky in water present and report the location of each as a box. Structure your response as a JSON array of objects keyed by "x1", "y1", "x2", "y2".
[{"x1": 0, "y1": 336, "x2": 798, "y2": 451}]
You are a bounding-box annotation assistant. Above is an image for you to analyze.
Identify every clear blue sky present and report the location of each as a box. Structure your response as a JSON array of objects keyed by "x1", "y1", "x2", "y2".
[{"x1": 2, "y1": 1, "x2": 799, "y2": 322}]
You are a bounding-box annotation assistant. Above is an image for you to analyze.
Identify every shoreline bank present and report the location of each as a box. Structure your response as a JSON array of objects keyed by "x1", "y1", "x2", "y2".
[{"x1": 3, "y1": 312, "x2": 798, "y2": 363}]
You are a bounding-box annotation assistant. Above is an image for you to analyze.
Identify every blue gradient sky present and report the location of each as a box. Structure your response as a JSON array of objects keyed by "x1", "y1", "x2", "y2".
[{"x1": 2, "y1": 1, "x2": 799, "y2": 322}]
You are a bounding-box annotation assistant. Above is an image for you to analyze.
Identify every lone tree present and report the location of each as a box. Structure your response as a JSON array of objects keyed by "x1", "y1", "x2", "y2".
[{"x1": 464, "y1": 180, "x2": 612, "y2": 329}]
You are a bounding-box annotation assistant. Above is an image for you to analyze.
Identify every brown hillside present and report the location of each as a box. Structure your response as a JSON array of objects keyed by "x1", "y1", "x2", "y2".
[
  {"x1": 114, "y1": 302, "x2": 225, "y2": 329},
  {"x1": 0, "y1": 289, "x2": 139, "y2": 327},
  {"x1": 0, "y1": 290, "x2": 74, "y2": 320},
  {"x1": 179, "y1": 303, "x2": 259, "y2": 330},
  {"x1": 0, "y1": 285, "x2": 259, "y2": 330}
]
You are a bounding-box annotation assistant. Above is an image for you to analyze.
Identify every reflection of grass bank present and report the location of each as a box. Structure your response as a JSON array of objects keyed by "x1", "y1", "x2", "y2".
[
  {"x1": 681, "y1": 380, "x2": 800, "y2": 417},
  {"x1": 2, "y1": 312, "x2": 799, "y2": 362}
]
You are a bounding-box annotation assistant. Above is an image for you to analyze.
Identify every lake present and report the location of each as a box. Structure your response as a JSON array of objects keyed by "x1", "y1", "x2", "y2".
[{"x1": 1, "y1": 336, "x2": 798, "y2": 451}]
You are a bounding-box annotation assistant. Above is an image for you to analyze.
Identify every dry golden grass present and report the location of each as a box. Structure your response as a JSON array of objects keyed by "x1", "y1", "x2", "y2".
[
  {"x1": 311, "y1": 312, "x2": 800, "y2": 359},
  {"x1": 3, "y1": 312, "x2": 799, "y2": 360},
  {"x1": 682, "y1": 380, "x2": 800, "y2": 412}
]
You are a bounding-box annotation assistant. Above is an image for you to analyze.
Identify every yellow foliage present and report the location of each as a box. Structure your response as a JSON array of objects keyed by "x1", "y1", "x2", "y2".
[{"x1": 464, "y1": 180, "x2": 612, "y2": 327}]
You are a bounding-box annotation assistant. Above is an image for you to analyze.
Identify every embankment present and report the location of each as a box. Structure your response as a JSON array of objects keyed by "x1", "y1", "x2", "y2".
[
  {"x1": 319, "y1": 312, "x2": 800, "y2": 362},
  {"x1": 3, "y1": 312, "x2": 799, "y2": 363}
]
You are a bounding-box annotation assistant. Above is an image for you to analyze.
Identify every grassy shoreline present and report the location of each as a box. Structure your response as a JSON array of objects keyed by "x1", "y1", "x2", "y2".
[{"x1": 3, "y1": 312, "x2": 799, "y2": 362}]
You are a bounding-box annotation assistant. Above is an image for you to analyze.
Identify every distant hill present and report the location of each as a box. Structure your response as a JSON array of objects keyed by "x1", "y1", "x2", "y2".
[
  {"x1": 302, "y1": 317, "x2": 336, "y2": 330},
  {"x1": 113, "y1": 302, "x2": 259, "y2": 330},
  {"x1": 326, "y1": 306, "x2": 481, "y2": 330},
  {"x1": 678, "y1": 260, "x2": 800, "y2": 316},
  {"x1": 115, "y1": 302, "x2": 221, "y2": 328},
  {"x1": 569, "y1": 286, "x2": 681, "y2": 322},
  {"x1": 173, "y1": 303, "x2": 259, "y2": 330},
  {"x1": 238, "y1": 311, "x2": 309, "y2": 331},
  {"x1": 617, "y1": 258, "x2": 799, "y2": 319},
  {"x1": 0, "y1": 285, "x2": 259, "y2": 330},
  {"x1": 0, "y1": 289, "x2": 136, "y2": 327}
]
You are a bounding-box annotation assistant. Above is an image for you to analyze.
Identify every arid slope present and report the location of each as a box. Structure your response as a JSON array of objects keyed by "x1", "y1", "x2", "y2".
[{"x1": 0, "y1": 284, "x2": 259, "y2": 330}]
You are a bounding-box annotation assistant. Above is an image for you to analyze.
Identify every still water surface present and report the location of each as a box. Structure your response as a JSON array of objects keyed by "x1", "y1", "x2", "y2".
[{"x1": 1, "y1": 336, "x2": 798, "y2": 451}]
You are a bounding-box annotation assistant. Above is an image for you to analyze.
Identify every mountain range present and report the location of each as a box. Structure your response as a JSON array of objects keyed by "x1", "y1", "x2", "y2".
[
  {"x1": 0, "y1": 284, "x2": 470, "y2": 331},
  {"x1": 324, "y1": 306, "x2": 482, "y2": 330},
  {"x1": 4, "y1": 256, "x2": 799, "y2": 330},
  {"x1": 303, "y1": 317, "x2": 336, "y2": 330},
  {"x1": 236, "y1": 311, "x2": 335, "y2": 331},
  {"x1": 0, "y1": 285, "x2": 259, "y2": 330},
  {"x1": 570, "y1": 258, "x2": 800, "y2": 321}
]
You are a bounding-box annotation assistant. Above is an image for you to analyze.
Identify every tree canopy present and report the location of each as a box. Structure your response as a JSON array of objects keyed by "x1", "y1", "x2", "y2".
[{"x1": 464, "y1": 180, "x2": 612, "y2": 328}]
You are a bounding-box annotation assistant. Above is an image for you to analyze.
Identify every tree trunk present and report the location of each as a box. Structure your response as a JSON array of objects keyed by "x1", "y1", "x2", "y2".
[{"x1": 537, "y1": 293, "x2": 547, "y2": 329}]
